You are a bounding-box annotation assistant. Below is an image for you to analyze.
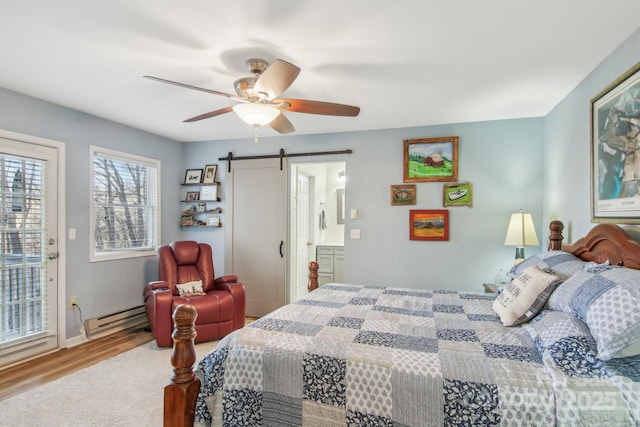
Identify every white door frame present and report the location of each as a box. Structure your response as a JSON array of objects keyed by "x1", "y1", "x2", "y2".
[
  {"x1": 290, "y1": 168, "x2": 313, "y2": 302},
  {"x1": 0, "y1": 129, "x2": 66, "y2": 350}
]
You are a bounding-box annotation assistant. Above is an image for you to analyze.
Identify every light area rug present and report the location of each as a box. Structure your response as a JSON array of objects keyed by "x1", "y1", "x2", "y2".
[{"x1": 0, "y1": 339, "x2": 219, "y2": 426}]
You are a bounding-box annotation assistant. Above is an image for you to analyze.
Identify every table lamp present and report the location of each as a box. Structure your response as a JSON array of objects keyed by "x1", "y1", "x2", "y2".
[{"x1": 504, "y1": 209, "x2": 539, "y2": 264}]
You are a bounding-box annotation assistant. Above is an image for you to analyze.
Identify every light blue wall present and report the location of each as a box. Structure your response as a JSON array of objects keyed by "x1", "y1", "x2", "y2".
[
  {"x1": 0, "y1": 87, "x2": 184, "y2": 339},
  {"x1": 185, "y1": 117, "x2": 544, "y2": 291},
  {"x1": 1, "y1": 26, "x2": 636, "y2": 340},
  {"x1": 544, "y1": 28, "x2": 640, "y2": 241}
]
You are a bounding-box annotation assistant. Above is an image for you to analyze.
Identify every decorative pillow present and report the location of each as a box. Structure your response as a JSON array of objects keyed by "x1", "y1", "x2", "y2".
[
  {"x1": 524, "y1": 311, "x2": 605, "y2": 377},
  {"x1": 493, "y1": 265, "x2": 562, "y2": 326},
  {"x1": 176, "y1": 280, "x2": 206, "y2": 297},
  {"x1": 547, "y1": 265, "x2": 640, "y2": 361},
  {"x1": 524, "y1": 310, "x2": 595, "y2": 351},
  {"x1": 507, "y1": 250, "x2": 596, "y2": 279}
]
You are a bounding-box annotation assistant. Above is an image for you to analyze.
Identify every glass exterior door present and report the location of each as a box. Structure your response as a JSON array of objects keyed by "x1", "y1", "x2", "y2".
[{"x1": 1, "y1": 137, "x2": 58, "y2": 366}]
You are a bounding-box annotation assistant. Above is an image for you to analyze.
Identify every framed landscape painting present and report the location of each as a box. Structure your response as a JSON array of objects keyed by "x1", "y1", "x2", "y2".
[
  {"x1": 409, "y1": 209, "x2": 449, "y2": 241},
  {"x1": 403, "y1": 136, "x2": 458, "y2": 182},
  {"x1": 591, "y1": 61, "x2": 640, "y2": 223}
]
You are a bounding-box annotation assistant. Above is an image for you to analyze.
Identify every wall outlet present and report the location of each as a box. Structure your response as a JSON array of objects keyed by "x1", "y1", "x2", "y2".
[{"x1": 68, "y1": 296, "x2": 77, "y2": 310}]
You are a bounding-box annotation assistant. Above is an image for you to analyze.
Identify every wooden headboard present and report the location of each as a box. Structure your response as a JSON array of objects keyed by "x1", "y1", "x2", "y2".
[{"x1": 547, "y1": 220, "x2": 640, "y2": 269}]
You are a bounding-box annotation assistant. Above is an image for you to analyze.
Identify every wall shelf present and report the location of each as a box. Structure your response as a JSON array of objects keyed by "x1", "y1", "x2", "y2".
[{"x1": 180, "y1": 180, "x2": 221, "y2": 228}]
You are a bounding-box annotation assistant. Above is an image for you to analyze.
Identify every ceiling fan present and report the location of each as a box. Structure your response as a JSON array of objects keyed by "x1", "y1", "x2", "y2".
[{"x1": 144, "y1": 58, "x2": 360, "y2": 135}]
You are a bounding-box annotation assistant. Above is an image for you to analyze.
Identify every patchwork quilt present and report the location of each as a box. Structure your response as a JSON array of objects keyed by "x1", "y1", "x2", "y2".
[{"x1": 193, "y1": 284, "x2": 640, "y2": 426}]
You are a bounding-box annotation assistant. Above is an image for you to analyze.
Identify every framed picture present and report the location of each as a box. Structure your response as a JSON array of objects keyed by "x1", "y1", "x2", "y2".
[
  {"x1": 591, "y1": 61, "x2": 640, "y2": 224},
  {"x1": 206, "y1": 216, "x2": 220, "y2": 227},
  {"x1": 203, "y1": 164, "x2": 218, "y2": 184},
  {"x1": 200, "y1": 185, "x2": 217, "y2": 201},
  {"x1": 443, "y1": 182, "x2": 472, "y2": 207},
  {"x1": 180, "y1": 215, "x2": 193, "y2": 227},
  {"x1": 186, "y1": 191, "x2": 199, "y2": 201},
  {"x1": 184, "y1": 169, "x2": 203, "y2": 184},
  {"x1": 409, "y1": 209, "x2": 449, "y2": 241},
  {"x1": 390, "y1": 184, "x2": 416, "y2": 205},
  {"x1": 197, "y1": 202, "x2": 206, "y2": 212},
  {"x1": 403, "y1": 136, "x2": 458, "y2": 182}
]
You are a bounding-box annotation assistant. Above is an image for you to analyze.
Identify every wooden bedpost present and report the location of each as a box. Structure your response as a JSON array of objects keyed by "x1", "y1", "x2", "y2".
[
  {"x1": 164, "y1": 304, "x2": 200, "y2": 427},
  {"x1": 308, "y1": 261, "x2": 319, "y2": 291},
  {"x1": 548, "y1": 220, "x2": 564, "y2": 251}
]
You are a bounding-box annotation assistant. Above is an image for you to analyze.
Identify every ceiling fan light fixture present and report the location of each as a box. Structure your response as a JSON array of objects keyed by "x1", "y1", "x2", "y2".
[{"x1": 232, "y1": 103, "x2": 280, "y2": 127}]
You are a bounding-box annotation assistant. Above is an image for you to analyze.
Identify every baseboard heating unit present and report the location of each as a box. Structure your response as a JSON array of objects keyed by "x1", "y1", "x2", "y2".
[{"x1": 85, "y1": 305, "x2": 147, "y2": 337}]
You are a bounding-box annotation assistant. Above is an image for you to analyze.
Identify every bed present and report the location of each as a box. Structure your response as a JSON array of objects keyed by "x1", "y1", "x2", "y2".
[{"x1": 164, "y1": 221, "x2": 640, "y2": 426}]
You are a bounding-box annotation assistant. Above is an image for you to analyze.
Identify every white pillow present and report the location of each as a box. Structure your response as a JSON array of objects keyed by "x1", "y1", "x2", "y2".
[
  {"x1": 493, "y1": 265, "x2": 562, "y2": 326},
  {"x1": 176, "y1": 280, "x2": 206, "y2": 297}
]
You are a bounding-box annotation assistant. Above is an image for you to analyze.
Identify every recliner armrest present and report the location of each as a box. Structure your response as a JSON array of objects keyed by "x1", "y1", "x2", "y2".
[
  {"x1": 215, "y1": 275, "x2": 238, "y2": 284},
  {"x1": 144, "y1": 280, "x2": 169, "y2": 294},
  {"x1": 212, "y1": 281, "x2": 246, "y2": 329}
]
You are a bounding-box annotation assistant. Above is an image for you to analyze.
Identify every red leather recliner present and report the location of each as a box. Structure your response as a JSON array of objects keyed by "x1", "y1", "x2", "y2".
[{"x1": 143, "y1": 241, "x2": 245, "y2": 347}]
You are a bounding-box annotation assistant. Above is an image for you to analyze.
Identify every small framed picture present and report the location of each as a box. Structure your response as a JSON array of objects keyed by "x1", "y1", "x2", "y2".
[
  {"x1": 390, "y1": 184, "x2": 416, "y2": 205},
  {"x1": 206, "y1": 216, "x2": 220, "y2": 227},
  {"x1": 409, "y1": 209, "x2": 449, "y2": 241},
  {"x1": 203, "y1": 164, "x2": 218, "y2": 184},
  {"x1": 186, "y1": 191, "x2": 199, "y2": 201},
  {"x1": 443, "y1": 182, "x2": 472, "y2": 207},
  {"x1": 184, "y1": 169, "x2": 203, "y2": 184},
  {"x1": 200, "y1": 185, "x2": 218, "y2": 201},
  {"x1": 180, "y1": 215, "x2": 193, "y2": 227},
  {"x1": 197, "y1": 202, "x2": 206, "y2": 212}
]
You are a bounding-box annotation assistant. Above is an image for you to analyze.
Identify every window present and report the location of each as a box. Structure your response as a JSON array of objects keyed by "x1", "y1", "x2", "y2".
[{"x1": 90, "y1": 146, "x2": 160, "y2": 262}]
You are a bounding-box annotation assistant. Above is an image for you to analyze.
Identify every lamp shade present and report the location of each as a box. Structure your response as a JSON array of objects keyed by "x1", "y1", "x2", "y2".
[
  {"x1": 504, "y1": 210, "x2": 539, "y2": 247},
  {"x1": 232, "y1": 103, "x2": 280, "y2": 126}
]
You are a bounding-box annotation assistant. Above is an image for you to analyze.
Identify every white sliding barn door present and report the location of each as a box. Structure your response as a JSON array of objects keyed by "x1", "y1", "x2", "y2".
[{"x1": 225, "y1": 159, "x2": 287, "y2": 317}]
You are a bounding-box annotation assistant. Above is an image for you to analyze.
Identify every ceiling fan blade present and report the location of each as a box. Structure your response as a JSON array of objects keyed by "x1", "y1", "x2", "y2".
[
  {"x1": 277, "y1": 98, "x2": 360, "y2": 116},
  {"x1": 269, "y1": 113, "x2": 295, "y2": 134},
  {"x1": 254, "y1": 60, "x2": 301, "y2": 100},
  {"x1": 143, "y1": 75, "x2": 234, "y2": 98},
  {"x1": 183, "y1": 106, "x2": 233, "y2": 122}
]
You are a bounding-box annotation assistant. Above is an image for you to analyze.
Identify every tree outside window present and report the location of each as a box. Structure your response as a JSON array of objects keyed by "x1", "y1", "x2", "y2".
[{"x1": 90, "y1": 147, "x2": 159, "y2": 261}]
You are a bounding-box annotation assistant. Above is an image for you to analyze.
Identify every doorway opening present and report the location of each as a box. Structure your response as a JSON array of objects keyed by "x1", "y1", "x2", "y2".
[{"x1": 289, "y1": 161, "x2": 345, "y2": 302}]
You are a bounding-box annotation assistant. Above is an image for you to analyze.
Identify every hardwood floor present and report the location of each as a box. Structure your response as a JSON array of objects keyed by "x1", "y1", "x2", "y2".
[{"x1": 0, "y1": 325, "x2": 153, "y2": 402}]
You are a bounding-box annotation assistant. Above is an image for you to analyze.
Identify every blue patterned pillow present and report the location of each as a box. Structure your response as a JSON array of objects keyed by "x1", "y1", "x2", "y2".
[
  {"x1": 525, "y1": 310, "x2": 594, "y2": 349},
  {"x1": 548, "y1": 265, "x2": 640, "y2": 361},
  {"x1": 524, "y1": 311, "x2": 605, "y2": 377},
  {"x1": 507, "y1": 250, "x2": 596, "y2": 279}
]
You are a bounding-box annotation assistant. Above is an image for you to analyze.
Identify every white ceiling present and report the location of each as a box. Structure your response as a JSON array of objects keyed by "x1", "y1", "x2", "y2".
[{"x1": 1, "y1": 1, "x2": 639, "y2": 142}]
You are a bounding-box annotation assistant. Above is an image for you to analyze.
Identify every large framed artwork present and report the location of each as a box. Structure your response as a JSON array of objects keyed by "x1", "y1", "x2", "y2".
[
  {"x1": 591, "y1": 62, "x2": 640, "y2": 223},
  {"x1": 409, "y1": 209, "x2": 449, "y2": 241},
  {"x1": 403, "y1": 136, "x2": 458, "y2": 182}
]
